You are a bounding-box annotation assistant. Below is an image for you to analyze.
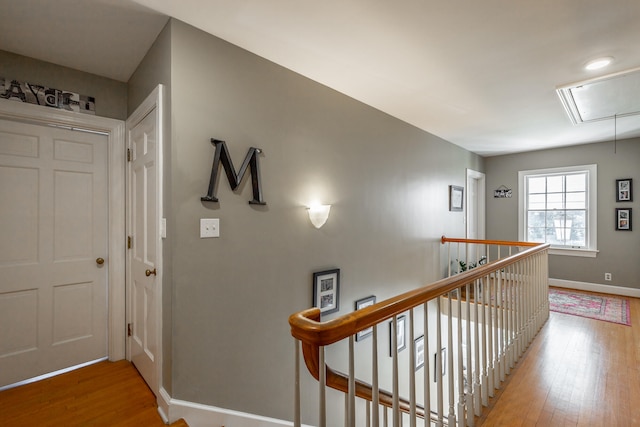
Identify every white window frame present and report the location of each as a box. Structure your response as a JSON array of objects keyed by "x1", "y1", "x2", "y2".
[{"x1": 518, "y1": 164, "x2": 598, "y2": 258}]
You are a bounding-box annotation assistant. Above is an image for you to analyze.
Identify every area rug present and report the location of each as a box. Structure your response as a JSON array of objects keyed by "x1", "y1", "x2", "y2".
[{"x1": 548, "y1": 288, "x2": 631, "y2": 326}]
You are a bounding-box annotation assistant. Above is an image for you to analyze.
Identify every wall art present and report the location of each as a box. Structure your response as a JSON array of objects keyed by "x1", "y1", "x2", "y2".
[
  {"x1": 615, "y1": 208, "x2": 632, "y2": 231},
  {"x1": 449, "y1": 185, "x2": 464, "y2": 211},
  {"x1": 434, "y1": 347, "x2": 447, "y2": 382},
  {"x1": 201, "y1": 139, "x2": 266, "y2": 205},
  {"x1": 616, "y1": 178, "x2": 633, "y2": 202},
  {"x1": 493, "y1": 185, "x2": 513, "y2": 198},
  {"x1": 312, "y1": 268, "x2": 340, "y2": 315},
  {"x1": 389, "y1": 315, "x2": 406, "y2": 356},
  {"x1": 1, "y1": 77, "x2": 95, "y2": 114},
  {"x1": 414, "y1": 335, "x2": 425, "y2": 371},
  {"x1": 354, "y1": 295, "x2": 376, "y2": 341}
]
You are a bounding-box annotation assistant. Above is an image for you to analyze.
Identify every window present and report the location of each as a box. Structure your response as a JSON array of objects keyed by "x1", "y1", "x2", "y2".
[{"x1": 518, "y1": 165, "x2": 597, "y2": 257}]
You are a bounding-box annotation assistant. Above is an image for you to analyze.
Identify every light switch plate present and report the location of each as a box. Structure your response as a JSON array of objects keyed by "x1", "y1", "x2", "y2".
[{"x1": 200, "y1": 218, "x2": 220, "y2": 238}]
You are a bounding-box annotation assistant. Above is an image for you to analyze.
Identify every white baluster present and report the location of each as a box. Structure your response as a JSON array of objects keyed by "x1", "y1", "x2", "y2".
[
  {"x1": 319, "y1": 346, "x2": 326, "y2": 427},
  {"x1": 372, "y1": 325, "x2": 379, "y2": 427},
  {"x1": 436, "y1": 298, "x2": 443, "y2": 427},
  {"x1": 456, "y1": 289, "x2": 465, "y2": 426},
  {"x1": 392, "y1": 316, "x2": 400, "y2": 427},
  {"x1": 409, "y1": 309, "x2": 416, "y2": 427},
  {"x1": 486, "y1": 272, "x2": 495, "y2": 398},
  {"x1": 348, "y1": 336, "x2": 355, "y2": 427},
  {"x1": 294, "y1": 339, "x2": 301, "y2": 427},
  {"x1": 465, "y1": 283, "x2": 474, "y2": 427},
  {"x1": 480, "y1": 276, "x2": 488, "y2": 408},
  {"x1": 447, "y1": 292, "x2": 456, "y2": 426},
  {"x1": 424, "y1": 302, "x2": 431, "y2": 427}
]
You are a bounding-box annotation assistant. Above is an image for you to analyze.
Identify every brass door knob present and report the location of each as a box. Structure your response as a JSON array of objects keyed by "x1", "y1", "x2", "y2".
[
  {"x1": 96, "y1": 257, "x2": 105, "y2": 265},
  {"x1": 145, "y1": 268, "x2": 157, "y2": 277}
]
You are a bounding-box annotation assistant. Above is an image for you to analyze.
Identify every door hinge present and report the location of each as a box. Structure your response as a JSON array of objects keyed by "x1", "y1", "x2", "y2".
[
  {"x1": 127, "y1": 148, "x2": 131, "y2": 162},
  {"x1": 127, "y1": 236, "x2": 132, "y2": 249},
  {"x1": 127, "y1": 323, "x2": 132, "y2": 337}
]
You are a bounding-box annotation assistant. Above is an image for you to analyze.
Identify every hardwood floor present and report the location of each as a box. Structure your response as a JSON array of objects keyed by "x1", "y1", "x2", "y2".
[
  {"x1": 477, "y1": 292, "x2": 640, "y2": 426},
  {"x1": 0, "y1": 360, "x2": 187, "y2": 427}
]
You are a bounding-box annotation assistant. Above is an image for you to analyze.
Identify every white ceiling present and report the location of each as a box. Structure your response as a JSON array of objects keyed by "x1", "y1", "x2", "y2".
[{"x1": 2, "y1": 0, "x2": 640, "y2": 156}]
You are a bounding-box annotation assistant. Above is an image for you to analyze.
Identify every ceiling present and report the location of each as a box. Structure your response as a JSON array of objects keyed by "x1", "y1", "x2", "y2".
[{"x1": 2, "y1": 0, "x2": 640, "y2": 156}]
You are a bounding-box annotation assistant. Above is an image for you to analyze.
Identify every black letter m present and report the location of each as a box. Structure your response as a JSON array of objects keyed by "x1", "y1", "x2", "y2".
[{"x1": 201, "y1": 139, "x2": 266, "y2": 205}]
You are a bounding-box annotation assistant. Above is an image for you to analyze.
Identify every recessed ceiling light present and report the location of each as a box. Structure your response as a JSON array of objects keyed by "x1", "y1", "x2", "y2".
[{"x1": 585, "y1": 57, "x2": 614, "y2": 71}]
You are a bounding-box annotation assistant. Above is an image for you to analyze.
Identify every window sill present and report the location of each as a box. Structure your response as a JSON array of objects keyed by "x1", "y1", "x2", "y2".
[{"x1": 548, "y1": 247, "x2": 598, "y2": 258}]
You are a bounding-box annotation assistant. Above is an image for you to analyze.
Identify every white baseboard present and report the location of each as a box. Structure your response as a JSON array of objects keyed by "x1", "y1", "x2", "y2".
[
  {"x1": 160, "y1": 387, "x2": 314, "y2": 427},
  {"x1": 549, "y1": 278, "x2": 640, "y2": 298},
  {"x1": 157, "y1": 387, "x2": 171, "y2": 423}
]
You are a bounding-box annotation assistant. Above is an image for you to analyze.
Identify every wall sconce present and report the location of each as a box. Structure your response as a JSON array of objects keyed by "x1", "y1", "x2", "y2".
[{"x1": 307, "y1": 203, "x2": 331, "y2": 228}]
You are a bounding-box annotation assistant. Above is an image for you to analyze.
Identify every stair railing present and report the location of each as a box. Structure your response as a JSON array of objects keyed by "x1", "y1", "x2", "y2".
[{"x1": 289, "y1": 237, "x2": 549, "y2": 427}]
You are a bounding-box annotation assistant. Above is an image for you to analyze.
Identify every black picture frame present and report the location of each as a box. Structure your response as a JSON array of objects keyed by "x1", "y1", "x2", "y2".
[
  {"x1": 616, "y1": 178, "x2": 633, "y2": 202},
  {"x1": 414, "y1": 335, "x2": 425, "y2": 371},
  {"x1": 354, "y1": 295, "x2": 376, "y2": 341},
  {"x1": 449, "y1": 185, "x2": 464, "y2": 211},
  {"x1": 389, "y1": 315, "x2": 406, "y2": 356},
  {"x1": 615, "y1": 208, "x2": 632, "y2": 231},
  {"x1": 312, "y1": 269, "x2": 340, "y2": 315},
  {"x1": 434, "y1": 347, "x2": 447, "y2": 382}
]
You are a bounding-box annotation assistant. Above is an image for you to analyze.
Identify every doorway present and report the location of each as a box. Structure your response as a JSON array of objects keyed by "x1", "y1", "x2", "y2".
[
  {"x1": 466, "y1": 169, "x2": 486, "y2": 261},
  {"x1": 0, "y1": 100, "x2": 126, "y2": 388}
]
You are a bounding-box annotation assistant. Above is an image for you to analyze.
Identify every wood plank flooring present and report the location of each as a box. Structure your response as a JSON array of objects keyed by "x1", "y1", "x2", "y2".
[
  {"x1": 0, "y1": 359, "x2": 187, "y2": 426},
  {"x1": 477, "y1": 291, "x2": 640, "y2": 426}
]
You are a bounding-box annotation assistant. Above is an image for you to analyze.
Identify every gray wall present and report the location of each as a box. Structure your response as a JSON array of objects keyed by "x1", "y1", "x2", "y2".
[
  {"x1": 163, "y1": 19, "x2": 483, "y2": 423},
  {"x1": 485, "y1": 138, "x2": 640, "y2": 289},
  {"x1": 0, "y1": 50, "x2": 127, "y2": 120}
]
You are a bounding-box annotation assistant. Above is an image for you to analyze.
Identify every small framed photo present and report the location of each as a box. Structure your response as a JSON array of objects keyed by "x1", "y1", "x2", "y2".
[
  {"x1": 389, "y1": 315, "x2": 406, "y2": 356},
  {"x1": 354, "y1": 295, "x2": 376, "y2": 341},
  {"x1": 449, "y1": 185, "x2": 464, "y2": 211},
  {"x1": 434, "y1": 347, "x2": 447, "y2": 382},
  {"x1": 615, "y1": 208, "x2": 632, "y2": 231},
  {"x1": 616, "y1": 178, "x2": 633, "y2": 202},
  {"x1": 414, "y1": 335, "x2": 425, "y2": 371},
  {"x1": 313, "y1": 269, "x2": 340, "y2": 315}
]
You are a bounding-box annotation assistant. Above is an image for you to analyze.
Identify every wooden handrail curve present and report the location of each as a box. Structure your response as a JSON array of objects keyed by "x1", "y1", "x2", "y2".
[
  {"x1": 289, "y1": 239, "x2": 549, "y2": 420},
  {"x1": 289, "y1": 242, "x2": 549, "y2": 346},
  {"x1": 440, "y1": 235, "x2": 539, "y2": 247}
]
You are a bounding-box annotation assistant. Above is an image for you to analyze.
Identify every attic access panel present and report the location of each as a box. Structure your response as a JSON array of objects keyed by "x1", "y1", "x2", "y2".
[{"x1": 557, "y1": 67, "x2": 640, "y2": 124}]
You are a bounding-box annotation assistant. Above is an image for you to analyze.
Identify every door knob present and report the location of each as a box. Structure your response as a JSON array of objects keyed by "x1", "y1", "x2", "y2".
[
  {"x1": 145, "y1": 268, "x2": 157, "y2": 277},
  {"x1": 96, "y1": 257, "x2": 105, "y2": 265}
]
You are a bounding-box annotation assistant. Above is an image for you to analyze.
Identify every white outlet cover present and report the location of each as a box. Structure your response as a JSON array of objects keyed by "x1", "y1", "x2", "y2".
[{"x1": 200, "y1": 218, "x2": 220, "y2": 238}]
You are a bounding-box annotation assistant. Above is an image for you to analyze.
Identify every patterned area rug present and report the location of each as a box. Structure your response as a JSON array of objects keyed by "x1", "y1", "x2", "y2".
[{"x1": 549, "y1": 288, "x2": 631, "y2": 326}]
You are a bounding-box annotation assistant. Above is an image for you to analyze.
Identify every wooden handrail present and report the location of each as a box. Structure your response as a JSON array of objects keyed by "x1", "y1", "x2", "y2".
[
  {"x1": 289, "y1": 242, "x2": 549, "y2": 346},
  {"x1": 289, "y1": 239, "x2": 549, "y2": 421},
  {"x1": 441, "y1": 235, "x2": 539, "y2": 247}
]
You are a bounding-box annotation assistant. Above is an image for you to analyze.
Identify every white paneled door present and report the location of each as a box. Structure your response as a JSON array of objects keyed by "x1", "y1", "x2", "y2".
[
  {"x1": 0, "y1": 118, "x2": 108, "y2": 387},
  {"x1": 127, "y1": 87, "x2": 162, "y2": 397}
]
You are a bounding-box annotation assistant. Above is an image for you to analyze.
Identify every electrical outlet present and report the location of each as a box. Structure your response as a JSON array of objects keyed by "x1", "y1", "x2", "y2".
[
  {"x1": 200, "y1": 218, "x2": 219, "y2": 238},
  {"x1": 604, "y1": 272, "x2": 612, "y2": 281}
]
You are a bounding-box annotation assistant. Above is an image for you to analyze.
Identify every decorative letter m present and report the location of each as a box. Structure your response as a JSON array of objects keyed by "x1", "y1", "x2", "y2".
[{"x1": 201, "y1": 139, "x2": 266, "y2": 205}]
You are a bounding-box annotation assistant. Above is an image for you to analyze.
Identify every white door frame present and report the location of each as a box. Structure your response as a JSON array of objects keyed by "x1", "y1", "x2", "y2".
[
  {"x1": 466, "y1": 168, "x2": 486, "y2": 240},
  {"x1": 125, "y1": 85, "x2": 163, "y2": 395},
  {"x1": 0, "y1": 99, "x2": 126, "y2": 361}
]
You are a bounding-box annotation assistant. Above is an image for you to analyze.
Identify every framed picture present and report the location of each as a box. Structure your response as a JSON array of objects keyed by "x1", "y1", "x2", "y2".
[
  {"x1": 354, "y1": 295, "x2": 376, "y2": 341},
  {"x1": 434, "y1": 347, "x2": 447, "y2": 382},
  {"x1": 615, "y1": 208, "x2": 632, "y2": 231},
  {"x1": 449, "y1": 185, "x2": 464, "y2": 211},
  {"x1": 414, "y1": 335, "x2": 425, "y2": 371},
  {"x1": 616, "y1": 178, "x2": 633, "y2": 202},
  {"x1": 389, "y1": 315, "x2": 406, "y2": 356},
  {"x1": 313, "y1": 269, "x2": 340, "y2": 315}
]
